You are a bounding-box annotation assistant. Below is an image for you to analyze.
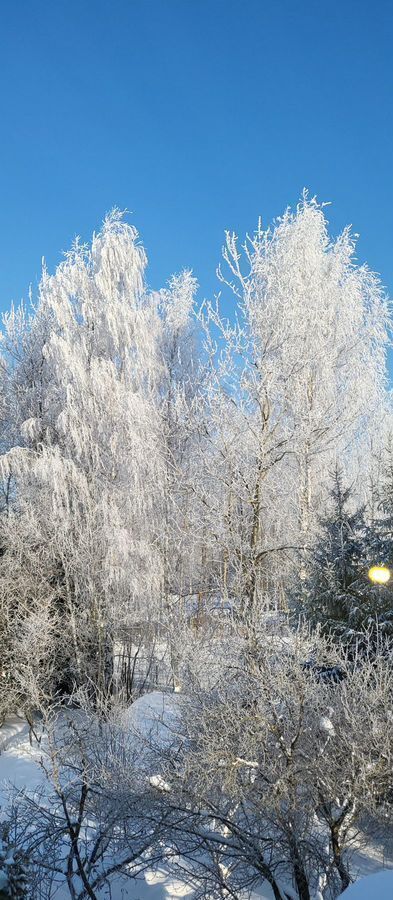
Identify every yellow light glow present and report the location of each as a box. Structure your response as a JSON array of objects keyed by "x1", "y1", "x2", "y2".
[{"x1": 368, "y1": 565, "x2": 391, "y2": 585}]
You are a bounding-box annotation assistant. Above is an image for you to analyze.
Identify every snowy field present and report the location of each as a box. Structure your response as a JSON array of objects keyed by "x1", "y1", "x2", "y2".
[{"x1": 0, "y1": 695, "x2": 392, "y2": 900}]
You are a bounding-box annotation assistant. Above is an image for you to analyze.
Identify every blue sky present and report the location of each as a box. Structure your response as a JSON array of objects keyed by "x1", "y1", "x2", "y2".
[{"x1": 0, "y1": 0, "x2": 392, "y2": 316}]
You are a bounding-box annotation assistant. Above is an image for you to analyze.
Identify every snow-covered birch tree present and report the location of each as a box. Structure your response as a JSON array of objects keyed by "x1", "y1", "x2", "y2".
[
  {"x1": 0, "y1": 211, "x2": 168, "y2": 700},
  {"x1": 200, "y1": 194, "x2": 391, "y2": 619}
]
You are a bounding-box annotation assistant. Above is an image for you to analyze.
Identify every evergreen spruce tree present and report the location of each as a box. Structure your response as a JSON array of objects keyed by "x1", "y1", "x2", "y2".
[
  {"x1": 371, "y1": 436, "x2": 393, "y2": 557},
  {"x1": 297, "y1": 466, "x2": 393, "y2": 643}
]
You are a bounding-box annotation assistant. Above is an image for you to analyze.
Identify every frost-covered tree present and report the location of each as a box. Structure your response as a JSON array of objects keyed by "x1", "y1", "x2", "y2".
[
  {"x1": 0, "y1": 212, "x2": 171, "y2": 700},
  {"x1": 0, "y1": 822, "x2": 28, "y2": 899},
  {"x1": 155, "y1": 270, "x2": 209, "y2": 681},
  {"x1": 4, "y1": 699, "x2": 177, "y2": 900},
  {"x1": 157, "y1": 273, "x2": 202, "y2": 597},
  {"x1": 0, "y1": 195, "x2": 391, "y2": 710},
  {"x1": 371, "y1": 432, "x2": 393, "y2": 546},
  {"x1": 199, "y1": 195, "x2": 391, "y2": 618},
  {"x1": 296, "y1": 466, "x2": 393, "y2": 643},
  {"x1": 296, "y1": 467, "x2": 367, "y2": 631},
  {"x1": 158, "y1": 624, "x2": 393, "y2": 900}
]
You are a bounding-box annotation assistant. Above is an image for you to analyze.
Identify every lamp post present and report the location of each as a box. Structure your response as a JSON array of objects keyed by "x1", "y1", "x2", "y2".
[{"x1": 368, "y1": 565, "x2": 391, "y2": 585}]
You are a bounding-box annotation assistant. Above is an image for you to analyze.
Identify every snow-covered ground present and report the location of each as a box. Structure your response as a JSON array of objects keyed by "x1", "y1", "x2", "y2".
[
  {"x1": 0, "y1": 697, "x2": 392, "y2": 900},
  {"x1": 342, "y1": 869, "x2": 393, "y2": 897}
]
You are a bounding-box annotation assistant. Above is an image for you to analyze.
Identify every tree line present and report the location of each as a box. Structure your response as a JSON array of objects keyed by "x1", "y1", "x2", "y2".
[{"x1": 0, "y1": 196, "x2": 393, "y2": 898}]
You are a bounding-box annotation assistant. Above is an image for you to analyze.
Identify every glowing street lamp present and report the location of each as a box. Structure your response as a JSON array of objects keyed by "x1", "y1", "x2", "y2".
[{"x1": 368, "y1": 565, "x2": 391, "y2": 585}]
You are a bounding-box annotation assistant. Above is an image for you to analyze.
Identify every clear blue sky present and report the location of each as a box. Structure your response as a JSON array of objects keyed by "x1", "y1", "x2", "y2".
[{"x1": 0, "y1": 0, "x2": 392, "y2": 314}]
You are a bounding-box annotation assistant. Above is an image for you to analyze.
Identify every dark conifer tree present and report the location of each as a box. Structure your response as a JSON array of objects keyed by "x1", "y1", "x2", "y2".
[{"x1": 296, "y1": 466, "x2": 393, "y2": 643}]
